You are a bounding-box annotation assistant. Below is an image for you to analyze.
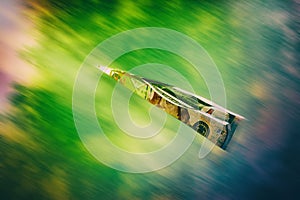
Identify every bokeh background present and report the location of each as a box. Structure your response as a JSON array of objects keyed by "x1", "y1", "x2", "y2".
[{"x1": 1, "y1": 0, "x2": 299, "y2": 199}]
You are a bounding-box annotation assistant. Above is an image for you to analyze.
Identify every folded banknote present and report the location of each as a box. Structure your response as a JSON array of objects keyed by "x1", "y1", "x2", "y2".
[{"x1": 98, "y1": 66, "x2": 244, "y2": 150}]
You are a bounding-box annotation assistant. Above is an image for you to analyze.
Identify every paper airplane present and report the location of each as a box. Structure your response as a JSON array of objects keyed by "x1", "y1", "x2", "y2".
[{"x1": 98, "y1": 66, "x2": 244, "y2": 149}]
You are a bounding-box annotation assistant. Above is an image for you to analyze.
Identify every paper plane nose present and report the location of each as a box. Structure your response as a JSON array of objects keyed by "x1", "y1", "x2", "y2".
[{"x1": 98, "y1": 66, "x2": 113, "y2": 75}]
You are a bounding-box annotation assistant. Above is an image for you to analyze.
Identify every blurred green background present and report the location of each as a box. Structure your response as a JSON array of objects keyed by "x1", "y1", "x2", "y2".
[{"x1": 0, "y1": 0, "x2": 299, "y2": 199}]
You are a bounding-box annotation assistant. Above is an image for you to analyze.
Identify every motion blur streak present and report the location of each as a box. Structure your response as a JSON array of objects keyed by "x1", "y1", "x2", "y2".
[{"x1": 0, "y1": 0, "x2": 299, "y2": 199}]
